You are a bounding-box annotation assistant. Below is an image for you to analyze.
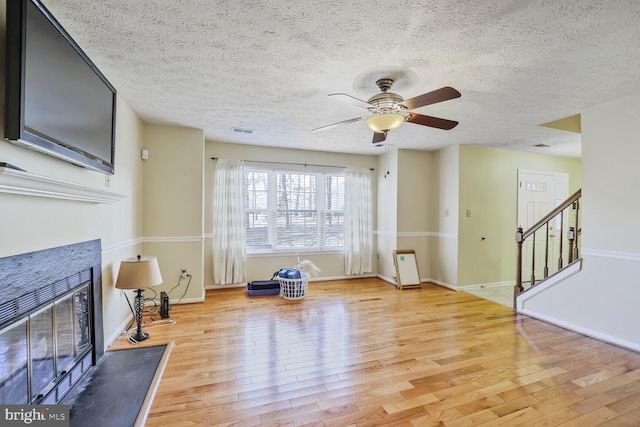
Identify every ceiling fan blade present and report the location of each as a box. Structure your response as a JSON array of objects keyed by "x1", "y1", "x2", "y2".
[
  {"x1": 372, "y1": 132, "x2": 386, "y2": 145},
  {"x1": 401, "y1": 86, "x2": 461, "y2": 110},
  {"x1": 312, "y1": 116, "x2": 366, "y2": 132},
  {"x1": 406, "y1": 113, "x2": 459, "y2": 130},
  {"x1": 328, "y1": 93, "x2": 371, "y2": 108}
]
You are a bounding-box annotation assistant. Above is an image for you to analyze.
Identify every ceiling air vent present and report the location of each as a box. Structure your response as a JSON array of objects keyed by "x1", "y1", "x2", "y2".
[{"x1": 231, "y1": 127, "x2": 254, "y2": 134}]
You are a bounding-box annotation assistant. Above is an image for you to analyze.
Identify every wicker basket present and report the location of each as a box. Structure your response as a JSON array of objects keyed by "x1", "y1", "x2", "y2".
[{"x1": 279, "y1": 273, "x2": 310, "y2": 300}]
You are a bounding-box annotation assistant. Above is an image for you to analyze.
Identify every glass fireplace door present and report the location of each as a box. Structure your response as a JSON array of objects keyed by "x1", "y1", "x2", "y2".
[
  {"x1": 30, "y1": 305, "x2": 55, "y2": 401},
  {"x1": 0, "y1": 319, "x2": 29, "y2": 404},
  {"x1": 0, "y1": 284, "x2": 93, "y2": 404}
]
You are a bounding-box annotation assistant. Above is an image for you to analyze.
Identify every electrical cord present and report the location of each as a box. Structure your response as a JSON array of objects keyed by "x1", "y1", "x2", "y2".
[
  {"x1": 165, "y1": 276, "x2": 184, "y2": 295},
  {"x1": 119, "y1": 271, "x2": 192, "y2": 344},
  {"x1": 170, "y1": 274, "x2": 191, "y2": 307},
  {"x1": 125, "y1": 318, "x2": 176, "y2": 345},
  {"x1": 142, "y1": 287, "x2": 161, "y2": 320},
  {"x1": 120, "y1": 288, "x2": 176, "y2": 344},
  {"x1": 122, "y1": 290, "x2": 136, "y2": 332}
]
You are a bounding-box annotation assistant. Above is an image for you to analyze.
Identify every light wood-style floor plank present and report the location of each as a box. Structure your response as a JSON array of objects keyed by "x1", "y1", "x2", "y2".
[{"x1": 109, "y1": 279, "x2": 640, "y2": 426}]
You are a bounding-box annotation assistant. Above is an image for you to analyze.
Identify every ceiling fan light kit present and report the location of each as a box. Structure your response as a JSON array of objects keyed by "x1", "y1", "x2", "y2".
[
  {"x1": 366, "y1": 113, "x2": 406, "y2": 133},
  {"x1": 314, "y1": 77, "x2": 461, "y2": 146}
]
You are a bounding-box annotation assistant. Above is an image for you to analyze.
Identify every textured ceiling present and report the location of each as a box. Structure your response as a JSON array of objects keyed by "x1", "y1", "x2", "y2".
[{"x1": 41, "y1": 0, "x2": 640, "y2": 158}]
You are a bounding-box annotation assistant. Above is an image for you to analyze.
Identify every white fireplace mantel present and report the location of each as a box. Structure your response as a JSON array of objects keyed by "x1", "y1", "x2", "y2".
[{"x1": 0, "y1": 165, "x2": 126, "y2": 204}]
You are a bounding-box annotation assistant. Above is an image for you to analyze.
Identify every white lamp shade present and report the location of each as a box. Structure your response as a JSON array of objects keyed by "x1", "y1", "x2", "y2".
[
  {"x1": 115, "y1": 256, "x2": 163, "y2": 290},
  {"x1": 366, "y1": 114, "x2": 405, "y2": 133}
]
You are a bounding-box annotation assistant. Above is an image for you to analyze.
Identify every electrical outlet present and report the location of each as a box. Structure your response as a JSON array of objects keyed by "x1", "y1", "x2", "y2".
[{"x1": 180, "y1": 268, "x2": 188, "y2": 278}]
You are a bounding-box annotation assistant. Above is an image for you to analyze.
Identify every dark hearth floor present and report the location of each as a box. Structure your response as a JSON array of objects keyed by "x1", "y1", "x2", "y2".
[{"x1": 62, "y1": 344, "x2": 168, "y2": 427}]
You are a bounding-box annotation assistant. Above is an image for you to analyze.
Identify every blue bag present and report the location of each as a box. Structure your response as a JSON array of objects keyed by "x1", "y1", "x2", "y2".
[{"x1": 276, "y1": 268, "x2": 301, "y2": 280}]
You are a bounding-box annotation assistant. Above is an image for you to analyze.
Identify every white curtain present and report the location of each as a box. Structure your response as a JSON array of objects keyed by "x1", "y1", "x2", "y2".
[
  {"x1": 212, "y1": 159, "x2": 246, "y2": 285},
  {"x1": 344, "y1": 168, "x2": 373, "y2": 275}
]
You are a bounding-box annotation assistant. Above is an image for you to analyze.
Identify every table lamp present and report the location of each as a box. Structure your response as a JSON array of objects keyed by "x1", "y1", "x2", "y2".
[{"x1": 115, "y1": 255, "x2": 163, "y2": 342}]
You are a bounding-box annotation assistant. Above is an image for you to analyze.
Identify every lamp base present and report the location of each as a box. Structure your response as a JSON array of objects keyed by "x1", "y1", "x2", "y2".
[
  {"x1": 132, "y1": 288, "x2": 149, "y2": 342},
  {"x1": 131, "y1": 331, "x2": 149, "y2": 342}
]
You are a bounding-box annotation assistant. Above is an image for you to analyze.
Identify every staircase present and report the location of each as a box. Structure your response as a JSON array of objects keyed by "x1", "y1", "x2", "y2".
[{"x1": 514, "y1": 189, "x2": 582, "y2": 309}]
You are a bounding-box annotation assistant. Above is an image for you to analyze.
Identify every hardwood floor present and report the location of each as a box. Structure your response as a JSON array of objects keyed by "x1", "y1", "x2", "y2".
[{"x1": 109, "y1": 279, "x2": 640, "y2": 426}]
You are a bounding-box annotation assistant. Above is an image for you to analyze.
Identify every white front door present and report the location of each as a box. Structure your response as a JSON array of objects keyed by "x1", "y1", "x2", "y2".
[{"x1": 517, "y1": 170, "x2": 569, "y2": 286}]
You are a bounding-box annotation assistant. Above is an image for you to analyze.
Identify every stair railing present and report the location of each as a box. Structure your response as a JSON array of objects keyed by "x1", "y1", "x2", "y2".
[{"x1": 515, "y1": 189, "x2": 582, "y2": 304}]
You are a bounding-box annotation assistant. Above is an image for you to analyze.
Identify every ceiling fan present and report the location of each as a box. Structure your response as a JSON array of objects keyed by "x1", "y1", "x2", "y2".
[{"x1": 312, "y1": 78, "x2": 461, "y2": 146}]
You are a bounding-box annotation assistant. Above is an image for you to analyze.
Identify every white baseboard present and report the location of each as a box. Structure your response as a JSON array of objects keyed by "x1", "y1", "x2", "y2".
[
  {"x1": 204, "y1": 275, "x2": 454, "y2": 291},
  {"x1": 376, "y1": 274, "x2": 396, "y2": 285},
  {"x1": 375, "y1": 275, "x2": 457, "y2": 291},
  {"x1": 427, "y1": 279, "x2": 457, "y2": 291},
  {"x1": 461, "y1": 281, "x2": 514, "y2": 291},
  {"x1": 105, "y1": 313, "x2": 134, "y2": 348},
  {"x1": 204, "y1": 276, "x2": 457, "y2": 293},
  {"x1": 206, "y1": 283, "x2": 246, "y2": 290},
  {"x1": 205, "y1": 274, "x2": 379, "y2": 290},
  {"x1": 312, "y1": 274, "x2": 378, "y2": 281},
  {"x1": 171, "y1": 296, "x2": 205, "y2": 304},
  {"x1": 517, "y1": 308, "x2": 640, "y2": 353}
]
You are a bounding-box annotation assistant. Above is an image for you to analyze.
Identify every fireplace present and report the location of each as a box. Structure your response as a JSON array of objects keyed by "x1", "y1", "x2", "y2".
[{"x1": 0, "y1": 240, "x2": 104, "y2": 405}]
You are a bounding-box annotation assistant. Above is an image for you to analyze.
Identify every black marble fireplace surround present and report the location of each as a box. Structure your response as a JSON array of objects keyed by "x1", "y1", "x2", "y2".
[{"x1": 0, "y1": 240, "x2": 104, "y2": 405}]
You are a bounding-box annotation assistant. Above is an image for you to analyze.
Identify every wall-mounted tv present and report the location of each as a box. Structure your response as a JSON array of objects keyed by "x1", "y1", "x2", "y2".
[{"x1": 5, "y1": 0, "x2": 117, "y2": 174}]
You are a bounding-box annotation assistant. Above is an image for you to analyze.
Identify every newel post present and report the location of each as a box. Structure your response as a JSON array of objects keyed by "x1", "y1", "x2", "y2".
[{"x1": 514, "y1": 227, "x2": 524, "y2": 309}]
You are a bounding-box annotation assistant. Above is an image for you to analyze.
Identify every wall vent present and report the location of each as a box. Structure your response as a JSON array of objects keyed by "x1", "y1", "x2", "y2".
[{"x1": 231, "y1": 127, "x2": 254, "y2": 134}]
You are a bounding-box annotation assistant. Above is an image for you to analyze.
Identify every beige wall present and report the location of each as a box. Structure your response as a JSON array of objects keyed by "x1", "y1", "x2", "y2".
[
  {"x1": 99, "y1": 99, "x2": 145, "y2": 343},
  {"x1": 396, "y1": 150, "x2": 432, "y2": 280},
  {"x1": 457, "y1": 145, "x2": 582, "y2": 288},
  {"x1": 581, "y1": 95, "x2": 640, "y2": 253},
  {"x1": 431, "y1": 145, "x2": 459, "y2": 235},
  {"x1": 376, "y1": 148, "x2": 453, "y2": 285},
  {"x1": 142, "y1": 124, "x2": 205, "y2": 303},
  {"x1": 375, "y1": 149, "x2": 398, "y2": 281},
  {"x1": 397, "y1": 150, "x2": 431, "y2": 233},
  {"x1": 205, "y1": 141, "x2": 378, "y2": 285},
  {"x1": 429, "y1": 145, "x2": 460, "y2": 287}
]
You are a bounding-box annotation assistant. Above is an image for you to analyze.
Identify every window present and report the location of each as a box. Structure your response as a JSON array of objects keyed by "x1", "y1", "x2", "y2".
[{"x1": 245, "y1": 168, "x2": 345, "y2": 252}]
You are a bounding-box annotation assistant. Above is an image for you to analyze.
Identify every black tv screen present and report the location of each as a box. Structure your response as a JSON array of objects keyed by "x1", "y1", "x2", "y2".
[{"x1": 5, "y1": 0, "x2": 117, "y2": 174}]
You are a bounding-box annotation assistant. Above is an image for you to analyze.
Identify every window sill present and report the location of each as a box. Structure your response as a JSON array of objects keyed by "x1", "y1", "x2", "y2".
[{"x1": 247, "y1": 249, "x2": 344, "y2": 258}]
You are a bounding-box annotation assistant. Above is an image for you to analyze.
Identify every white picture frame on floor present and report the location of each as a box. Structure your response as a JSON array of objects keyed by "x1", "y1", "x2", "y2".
[{"x1": 393, "y1": 249, "x2": 421, "y2": 289}]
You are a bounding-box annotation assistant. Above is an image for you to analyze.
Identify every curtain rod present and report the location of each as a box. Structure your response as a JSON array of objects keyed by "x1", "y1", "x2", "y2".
[{"x1": 211, "y1": 157, "x2": 374, "y2": 171}]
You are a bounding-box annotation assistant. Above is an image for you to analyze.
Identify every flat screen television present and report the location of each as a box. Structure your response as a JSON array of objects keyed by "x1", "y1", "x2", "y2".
[{"x1": 4, "y1": 0, "x2": 117, "y2": 174}]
